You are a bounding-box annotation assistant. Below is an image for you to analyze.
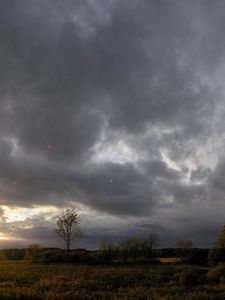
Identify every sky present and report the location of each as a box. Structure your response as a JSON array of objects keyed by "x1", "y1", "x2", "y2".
[{"x1": 1, "y1": 0, "x2": 225, "y2": 249}]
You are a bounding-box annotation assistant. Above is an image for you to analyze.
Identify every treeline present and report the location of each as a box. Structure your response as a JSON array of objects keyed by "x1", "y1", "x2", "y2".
[
  {"x1": 1, "y1": 224, "x2": 225, "y2": 267},
  {"x1": 0, "y1": 244, "x2": 209, "y2": 266}
]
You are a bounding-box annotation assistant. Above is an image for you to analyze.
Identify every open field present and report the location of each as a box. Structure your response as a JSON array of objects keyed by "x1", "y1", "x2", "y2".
[{"x1": 0, "y1": 261, "x2": 224, "y2": 299}]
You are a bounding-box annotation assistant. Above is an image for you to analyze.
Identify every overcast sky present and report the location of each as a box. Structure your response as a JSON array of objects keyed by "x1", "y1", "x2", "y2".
[{"x1": 1, "y1": 0, "x2": 225, "y2": 249}]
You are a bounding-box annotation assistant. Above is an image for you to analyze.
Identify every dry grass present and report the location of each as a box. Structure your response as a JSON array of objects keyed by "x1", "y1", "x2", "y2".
[{"x1": 0, "y1": 260, "x2": 222, "y2": 299}]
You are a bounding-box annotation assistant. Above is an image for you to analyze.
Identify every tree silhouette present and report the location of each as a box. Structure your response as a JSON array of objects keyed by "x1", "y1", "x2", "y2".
[
  {"x1": 55, "y1": 208, "x2": 82, "y2": 256},
  {"x1": 143, "y1": 233, "x2": 158, "y2": 259},
  {"x1": 208, "y1": 224, "x2": 225, "y2": 266},
  {"x1": 98, "y1": 238, "x2": 114, "y2": 263},
  {"x1": 175, "y1": 237, "x2": 193, "y2": 249}
]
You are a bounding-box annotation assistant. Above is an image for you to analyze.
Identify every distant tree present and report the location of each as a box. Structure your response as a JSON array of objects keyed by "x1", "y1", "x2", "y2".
[
  {"x1": 98, "y1": 238, "x2": 114, "y2": 263},
  {"x1": 119, "y1": 236, "x2": 141, "y2": 262},
  {"x1": 147, "y1": 233, "x2": 158, "y2": 256},
  {"x1": 175, "y1": 237, "x2": 193, "y2": 258},
  {"x1": 55, "y1": 208, "x2": 82, "y2": 256},
  {"x1": 175, "y1": 237, "x2": 193, "y2": 249},
  {"x1": 148, "y1": 233, "x2": 158, "y2": 249},
  {"x1": 25, "y1": 244, "x2": 41, "y2": 263},
  {"x1": 208, "y1": 225, "x2": 225, "y2": 266},
  {"x1": 213, "y1": 225, "x2": 225, "y2": 248},
  {"x1": 142, "y1": 233, "x2": 158, "y2": 259}
]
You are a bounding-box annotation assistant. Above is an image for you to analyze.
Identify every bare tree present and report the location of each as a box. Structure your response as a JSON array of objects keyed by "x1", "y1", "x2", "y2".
[
  {"x1": 119, "y1": 236, "x2": 141, "y2": 262},
  {"x1": 148, "y1": 233, "x2": 158, "y2": 250},
  {"x1": 98, "y1": 238, "x2": 114, "y2": 263},
  {"x1": 142, "y1": 233, "x2": 158, "y2": 259},
  {"x1": 175, "y1": 237, "x2": 193, "y2": 258},
  {"x1": 55, "y1": 208, "x2": 82, "y2": 255},
  {"x1": 175, "y1": 237, "x2": 193, "y2": 249}
]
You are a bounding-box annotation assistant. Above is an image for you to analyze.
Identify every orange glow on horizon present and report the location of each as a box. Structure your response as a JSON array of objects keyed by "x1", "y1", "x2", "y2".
[
  {"x1": 0, "y1": 232, "x2": 24, "y2": 241},
  {"x1": 0, "y1": 233, "x2": 10, "y2": 240}
]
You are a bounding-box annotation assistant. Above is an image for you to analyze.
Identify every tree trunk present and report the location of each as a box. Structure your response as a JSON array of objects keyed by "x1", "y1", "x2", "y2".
[{"x1": 66, "y1": 241, "x2": 70, "y2": 262}]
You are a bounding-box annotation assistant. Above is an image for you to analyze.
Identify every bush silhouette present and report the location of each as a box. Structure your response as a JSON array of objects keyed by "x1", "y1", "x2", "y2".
[{"x1": 179, "y1": 267, "x2": 199, "y2": 288}]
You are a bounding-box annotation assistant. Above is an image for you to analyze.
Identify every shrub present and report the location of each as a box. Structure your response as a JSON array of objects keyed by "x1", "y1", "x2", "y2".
[
  {"x1": 25, "y1": 245, "x2": 42, "y2": 263},
  {"x1": 1, "y1": 249, "x2": 25, "y2": 260},
  {"x1": 208, "y1": 263, "x2": 225, "y2": 282},
  {"x1": 68, "y1": 251, "x2": 95, "y2": 264},
  {"x1": 98, "y1": 239, "x2": 114, "y2": 263},
  {"x1": 42, "y1": 249, "x2": 96, "y2": 264},
  {"x1": 178, "y1": 267, "x2": 199, "y2": 288},
  {"x1": 208, "y1": 248, "x2": 225, "y2": 266},
  {"x1": 208, "y1": 225, "x2": 225, "y2": 266},
  {"x1": 41, "y1": 249, "x2": 65, "y2": 263},
  {"x1": 136, "y1": 256, "x2": 147, "y2": 264},
  {"x1": 184, "y1": 248, "x2": 209, "y2": 266}
]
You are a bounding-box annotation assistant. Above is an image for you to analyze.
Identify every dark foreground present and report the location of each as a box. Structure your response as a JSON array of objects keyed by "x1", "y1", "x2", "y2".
[{"x1": 0, "y1": 261, "x2": 225, "y2": 299}]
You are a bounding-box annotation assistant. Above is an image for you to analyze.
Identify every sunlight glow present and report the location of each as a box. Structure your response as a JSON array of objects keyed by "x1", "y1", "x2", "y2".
[
  {"x1": 0, "y1": 233, "x2": 9, "y2": 240},
  {"x1": 1, "y1": 205, "x2": 59, "y2": 223}
]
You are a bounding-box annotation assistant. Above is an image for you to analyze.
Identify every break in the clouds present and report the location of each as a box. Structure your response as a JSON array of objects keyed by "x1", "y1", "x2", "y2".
[{"x1": 1, "y1": 0, "x2": 225, "y2": 248}]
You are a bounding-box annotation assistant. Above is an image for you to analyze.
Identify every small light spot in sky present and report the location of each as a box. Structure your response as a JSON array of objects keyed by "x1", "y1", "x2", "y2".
[
  {"x1": 47, "y1": 144, "x2": 52, "y2": 152},
  {"x1": 10, "y1": 178, "x2": 22, "y2": 188},
  {"x1": 110, "y1": 179, "x2": 113, "y2": 183}
]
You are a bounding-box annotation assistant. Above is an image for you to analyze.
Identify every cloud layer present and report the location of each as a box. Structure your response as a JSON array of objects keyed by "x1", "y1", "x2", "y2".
[{"x1": 1, "y1": 0, "x2": 225, "y2": 248}]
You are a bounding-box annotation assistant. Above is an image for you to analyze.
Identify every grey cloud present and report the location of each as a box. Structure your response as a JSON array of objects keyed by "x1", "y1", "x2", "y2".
[
  {"x1": 210, "y1": 158, "x2": 225, "y2": 192},
  {"x1": 140, "y1": 159, "x2": 180, "y2": 180},
  {"x1": 0, "y1": 0, "x2": 225, "y2": 247},
  {"x1": 191, "y1": 167, "x2": 211, "y2": 183}
]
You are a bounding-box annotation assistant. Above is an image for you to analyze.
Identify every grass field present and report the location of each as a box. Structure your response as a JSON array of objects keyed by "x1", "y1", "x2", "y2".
[{"x1": 0, "y1": 261, "x2": 224, "y2": 299}]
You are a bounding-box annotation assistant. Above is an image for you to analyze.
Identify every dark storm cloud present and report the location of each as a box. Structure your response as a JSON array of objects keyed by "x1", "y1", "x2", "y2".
[
  {"x1": 74, "y1": 162, "x2": 157, "y2": 215},
  {"x1": 0, "y1": 0, "x2": 216, "y2": 147},
  {"x1": 0, "y1": 0, "x2": 104, "y2": 162},
  {"x1": 210, "y1": 158, "x2": 225, "y2": 192},
  {"x1": 1, "y1": 156, "x2": 179, "y2": 216},
  {"x1": 140, "y1": 160, "x2": 180, "y2": 180},
  {"x1": 1, "y1": 0, "x2": 225, "y2": 247},
  {"x1": 100, "y1": 1, "x2": 215, "y2": 135}
]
